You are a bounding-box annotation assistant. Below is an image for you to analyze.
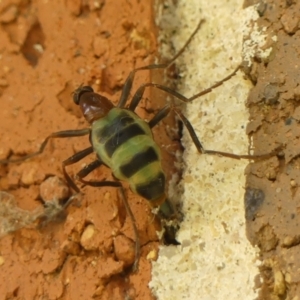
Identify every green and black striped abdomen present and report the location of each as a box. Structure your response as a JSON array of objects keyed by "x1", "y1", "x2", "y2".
[{"x1": 91, "y1": 107, "x2": 165, "y2": 204}]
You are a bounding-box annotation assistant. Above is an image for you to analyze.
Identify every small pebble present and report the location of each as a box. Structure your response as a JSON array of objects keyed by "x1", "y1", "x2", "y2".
[
  {"x1": 39, "y1": 176, "x2": 70, "y2": 202},
  {"x1": 113, "y1": 235, "x2": 135, "y2": 267},
  {"x1": 21, "y1": 162, "x2": 46, "y2": 185},
  {"x1": 80, "y1": 224, "x2": 98, "y2": 251},
  {"x1": 274, "y1": 270, "x2": 286, "y2": 296},
  {"x1": 61, "y1": 240, "x2": 81, "y2": 255},
  {"x1": 281, "y1": 9, "x2": 299, "y2": 34},
  {"x1": 0, "y1": 5, "x2": 18, "y2": 24}
]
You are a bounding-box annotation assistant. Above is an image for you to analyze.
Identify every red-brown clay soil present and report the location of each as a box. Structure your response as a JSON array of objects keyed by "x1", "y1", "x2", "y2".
[
  {"x1": 0, "y1": 1, "x2": 179, "y2": 299},
  {"x1": 4, "y1": 0, "x2": 300, "y2": 299},
  {"x1": 244, "y1": 0, "x2": 300, "y2": 299}
]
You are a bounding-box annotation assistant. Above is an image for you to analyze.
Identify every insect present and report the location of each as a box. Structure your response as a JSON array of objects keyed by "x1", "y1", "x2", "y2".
[{"x1": 0, "y1": 20, "x2": 279, "y2": 271}]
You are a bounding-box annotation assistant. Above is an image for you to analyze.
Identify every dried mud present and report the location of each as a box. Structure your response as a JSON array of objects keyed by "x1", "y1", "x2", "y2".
[
  {"x1": 244, "y1": 0, "x2": 300, "y2": 299},
  {"x1": 0, "y1": 1, "x2": 179, "y2": 299}
]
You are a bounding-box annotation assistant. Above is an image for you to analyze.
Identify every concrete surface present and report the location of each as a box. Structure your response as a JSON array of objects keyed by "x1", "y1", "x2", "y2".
[{"x1": 150, "y1": 1, "x2": 266, "y2": 299}]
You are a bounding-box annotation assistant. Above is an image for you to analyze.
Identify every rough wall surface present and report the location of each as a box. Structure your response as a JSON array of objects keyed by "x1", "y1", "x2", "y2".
[
  {"x1": 151, "y1": 1, "x2": 261, "y2": 299},
  {"x1": 245, "y1": 1, "x2": 300, "y2": 299},
  {"x1": 152, "y1": 1, "x2": 300, "y2": 300},
  {"x1": 0, "y1": 1, "x2": 162, "y2": 299}
]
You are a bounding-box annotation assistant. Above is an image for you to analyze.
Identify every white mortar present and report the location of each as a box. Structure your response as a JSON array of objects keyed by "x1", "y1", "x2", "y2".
[{"x1": 151, "y1": 2, "x2": 263, "y2": 300}]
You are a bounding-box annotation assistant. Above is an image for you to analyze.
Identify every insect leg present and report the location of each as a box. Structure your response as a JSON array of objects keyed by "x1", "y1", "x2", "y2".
[
  {"x1": 62, "y1": 146, "x2": 94, "y2": 193},
  {"x1": 76, "y1": 159, "x2": 102, "y2": 179},
  {"x1": 34, "y1": 147, "x2": 95, "y2": 226},
  {"x1": 129, "y1": 66, "x2": 240, "y2": 112},
  {"x1": 117, "y1": 19, "x2": 205, "y2": 108},
  {"x1": 134, "y1": 82, "x2": 280, "y2": 160},
  {"x1": 76, "y1": 166, "x2": 140, "y2": 272},
  {"x1": 148, "y1": 105, "x2": 171, "y2": 128},
  {"x1": 0, "y1": 128, "x2": 91, "y2": 164},
  {"x1": 172, "y1": 108, "x2": 280, "y2": 160}
]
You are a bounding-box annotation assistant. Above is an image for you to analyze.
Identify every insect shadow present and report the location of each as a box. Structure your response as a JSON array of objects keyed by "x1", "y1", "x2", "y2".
[{"x1": 0, "y1": 19, "x2": 280, "y2": 271}]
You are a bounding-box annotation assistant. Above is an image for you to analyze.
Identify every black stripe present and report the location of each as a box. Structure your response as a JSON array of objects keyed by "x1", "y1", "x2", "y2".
[
  {"x1": 97, "y1": 111, "x2": 134, "y2": 143},
  {"x1": 136, "y1": 172, "x2": 165, "y2": 201},
  {"x1": 105, "y1": 123, "x2": 145, "y2": 157},
  {"x1": 120, "y1": 147, "x2": 159, "y2": 178}
]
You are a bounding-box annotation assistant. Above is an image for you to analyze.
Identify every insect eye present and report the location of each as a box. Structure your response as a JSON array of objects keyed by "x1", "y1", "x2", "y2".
[{"x1": 73, "y1": 86, "x2": 94, "y2": 105}]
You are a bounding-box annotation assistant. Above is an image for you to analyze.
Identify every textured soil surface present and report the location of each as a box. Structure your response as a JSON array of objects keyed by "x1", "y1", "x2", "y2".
[
  {"x1": 2, "y1": 0, "x2": 300, "y2": 299},
  {"x1": 0, "y1": 1, "x2": 179, "y2": 299},
  {"x1": 244, "y1": 0, "x2": 300, "y2": 299}
]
